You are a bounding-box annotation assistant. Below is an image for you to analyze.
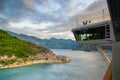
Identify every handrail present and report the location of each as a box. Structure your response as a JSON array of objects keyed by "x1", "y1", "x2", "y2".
[{"x1": 96, "y1": 44, "x2": 111, "y2": 64}]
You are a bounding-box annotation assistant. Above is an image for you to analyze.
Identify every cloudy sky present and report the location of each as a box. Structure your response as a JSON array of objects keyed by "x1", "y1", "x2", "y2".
[{"x1": 0, "y1": 0, "x2": 110, "y2": 40}]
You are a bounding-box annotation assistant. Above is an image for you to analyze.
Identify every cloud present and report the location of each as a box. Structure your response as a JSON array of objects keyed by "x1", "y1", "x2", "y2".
[
  {"x1": 68, "y1": 0, "x2": 110, "y2": 26},
  {"x1": 46, "y1": 0, "x2": 110, "y2": 37},
  {"x1": 0, "y1": 0, "x2": 110, "y2": 39},
  {"x1": 85, "y1": 0, "x2": 107, "y2": 12},
  {"x1": 9, "y1": 20, "x2": 55, "y2": 30},
  {"x1": 23, "y1": 0, "x2": 36, "y2": 10}
]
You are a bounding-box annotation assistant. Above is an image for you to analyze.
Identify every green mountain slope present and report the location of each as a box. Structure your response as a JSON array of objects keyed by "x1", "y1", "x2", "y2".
[
  {"x1": 0, "y1": 30, "x2": 70, "y2": 68},
  {"x1": 0, "y1": 30, "x2": 51, "y2": 58}
]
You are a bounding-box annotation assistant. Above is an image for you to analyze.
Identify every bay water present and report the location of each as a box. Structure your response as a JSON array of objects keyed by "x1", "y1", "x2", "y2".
[{"x1": 0, "y1": 49, "x2": 108, "y2": 80}]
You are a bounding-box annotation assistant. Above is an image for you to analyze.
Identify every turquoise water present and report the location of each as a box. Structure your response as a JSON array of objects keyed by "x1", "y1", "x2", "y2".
[{"x1": 0, "y1": 49, "x2": 108, "y2": 80}]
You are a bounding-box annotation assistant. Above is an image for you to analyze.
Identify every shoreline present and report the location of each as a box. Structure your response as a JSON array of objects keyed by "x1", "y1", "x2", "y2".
[{"x1": 0, "y1": 57, "x2": 71, "y2": 69}]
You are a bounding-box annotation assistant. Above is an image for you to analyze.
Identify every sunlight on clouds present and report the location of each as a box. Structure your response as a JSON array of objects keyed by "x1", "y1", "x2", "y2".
[
  {"x1": 9, "y1": 20, "x2": 55, "y2": 29},
  {"x1": 47, "y1": 31, "x2": 75, "y2": 40}
]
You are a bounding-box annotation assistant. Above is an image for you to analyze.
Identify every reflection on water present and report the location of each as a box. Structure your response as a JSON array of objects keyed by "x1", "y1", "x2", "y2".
[{"x1": 0, "y1": 49, "x2": 108, "y2": 80}]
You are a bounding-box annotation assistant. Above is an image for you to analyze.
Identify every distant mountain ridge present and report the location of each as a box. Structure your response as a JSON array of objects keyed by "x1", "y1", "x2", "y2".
[{"x1": 7, "y1": 31, "x2": 79, "y2": 49}]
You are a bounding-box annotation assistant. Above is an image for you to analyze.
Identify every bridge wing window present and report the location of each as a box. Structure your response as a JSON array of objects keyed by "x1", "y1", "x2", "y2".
[{"x1": 73, "y1": 26, "x2": 109, "y2": 41}]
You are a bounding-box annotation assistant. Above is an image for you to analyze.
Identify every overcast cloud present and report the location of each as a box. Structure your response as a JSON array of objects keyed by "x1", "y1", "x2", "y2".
[{"x1": 0, "y1": 0, "x2": 110, "y2": 40}]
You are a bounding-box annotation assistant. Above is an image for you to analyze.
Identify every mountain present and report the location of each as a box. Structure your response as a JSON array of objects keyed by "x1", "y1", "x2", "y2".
[
  {"x1": 7, "y1": 31, "x2": 79, "y2": 49},
  {"x1": 0, "y1": 30, "x2": 70, "y2": 68},
  {"x1": 0, "y1": 30, "x2": 51, "y2": 65},
  {"x1": 0, "y1": 30, "x2": 52, "y2": 57}
]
